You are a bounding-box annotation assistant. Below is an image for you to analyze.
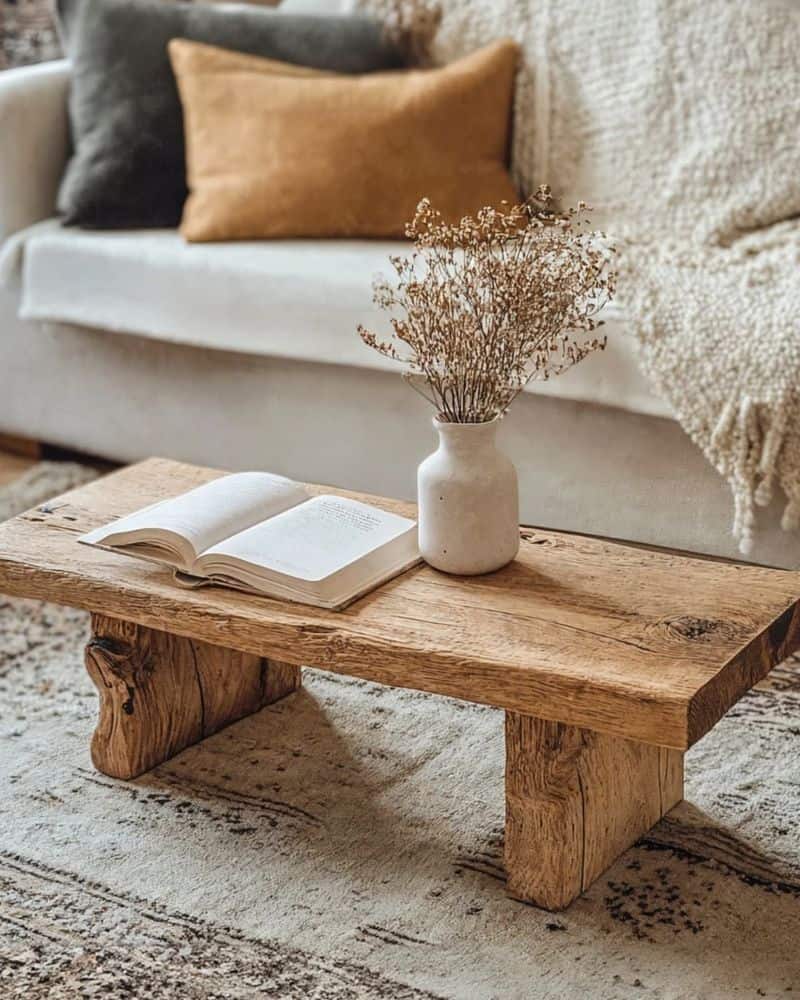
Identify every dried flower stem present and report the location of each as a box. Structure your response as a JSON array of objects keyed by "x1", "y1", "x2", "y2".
[{"x1": 358, "y1": 189, "x2": 617, "y2": 423}]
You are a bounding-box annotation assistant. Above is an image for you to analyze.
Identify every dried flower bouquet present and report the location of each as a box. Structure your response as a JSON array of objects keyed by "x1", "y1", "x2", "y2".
[{"x1": 358, "y1": 188, "x2": 616, "y2": 424}]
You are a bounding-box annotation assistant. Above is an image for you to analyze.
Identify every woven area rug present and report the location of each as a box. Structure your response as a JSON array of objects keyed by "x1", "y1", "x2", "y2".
[
  {"x1": 0, "y1": 0, "x2": 61, "y2": 70},
  {"x1": 1, "y1": 464, "x2": 799, "y2": 998}
]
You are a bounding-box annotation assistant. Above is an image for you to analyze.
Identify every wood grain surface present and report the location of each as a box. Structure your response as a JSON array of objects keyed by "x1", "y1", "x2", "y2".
[
  {"x1": 1, "y1": 458, "x2": 798, "y2": 750},
  {"x1": 85, "y1": 613, "x2": 301, "y2": 779},
  {"x1": 504, "y1": 712, "x2": 683, "y2": 909}
]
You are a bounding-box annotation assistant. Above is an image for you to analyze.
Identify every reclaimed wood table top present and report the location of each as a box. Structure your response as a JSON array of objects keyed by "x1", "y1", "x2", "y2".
[{"x1": 0, "y1": 457, "x2": 798, "y2": 751}]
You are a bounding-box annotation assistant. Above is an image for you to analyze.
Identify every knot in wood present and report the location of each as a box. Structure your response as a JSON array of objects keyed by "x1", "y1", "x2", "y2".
[
  {"x1": 660, "y1": 615, "x2": 735, "y2": 642},
  {"x1": 88, "y1": 635, "x2": 129, "y2": 658},
  {"x1": 86, "y1": 635, "x2": 152, "y2": 683}
]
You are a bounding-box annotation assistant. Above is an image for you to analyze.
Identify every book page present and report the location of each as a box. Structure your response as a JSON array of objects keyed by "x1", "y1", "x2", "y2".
[
  {"x1": 196, "y1": 495, "x2": 416, "y2": 582},
  {"x1": 82, "y1": 472, "x2": 308, "y2": 559}
]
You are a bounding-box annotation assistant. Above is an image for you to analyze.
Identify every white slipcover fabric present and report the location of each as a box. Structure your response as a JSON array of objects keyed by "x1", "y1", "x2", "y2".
[
  {"x1": 0, "y1": 61, "x2": 70, "y2": 244},
  {"x1": 3, "y1": 282, "x2": 797, "y2": 567},
  {"x1": 4, "y1": 221, "x2": 671, "y2": 419}
]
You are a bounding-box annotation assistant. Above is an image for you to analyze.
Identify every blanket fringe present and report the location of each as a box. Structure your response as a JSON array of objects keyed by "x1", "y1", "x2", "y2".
[
  {"x1": 754, "y1": 409, "x2": 787, "y2": 508},
  {"x1": 715, "y1": 395, "x2": 794, "y2": 555},
  {"x1": 782, "y1": 499, "x2": 800, "y2": 532}
]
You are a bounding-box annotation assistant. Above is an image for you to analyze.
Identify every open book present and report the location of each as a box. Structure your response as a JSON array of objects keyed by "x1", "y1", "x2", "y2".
[{"x1": 79, "y1": 473, "x2": 419, "y2": 609}]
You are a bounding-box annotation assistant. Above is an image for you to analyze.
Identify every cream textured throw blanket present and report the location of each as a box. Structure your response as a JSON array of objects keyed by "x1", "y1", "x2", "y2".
[{"x1": 360, "y1": 0, "x2": 800, "y2": 554}]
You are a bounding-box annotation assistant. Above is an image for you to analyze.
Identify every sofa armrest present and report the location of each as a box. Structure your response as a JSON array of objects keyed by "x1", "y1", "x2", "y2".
[{"x1": 0, "y1": 60, "x2": 71, "y2": 245}]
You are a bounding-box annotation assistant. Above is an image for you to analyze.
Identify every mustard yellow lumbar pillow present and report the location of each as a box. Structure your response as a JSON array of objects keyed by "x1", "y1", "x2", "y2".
[{"x1": 169, "y1": 38, "x2": 520, "y2": 242}]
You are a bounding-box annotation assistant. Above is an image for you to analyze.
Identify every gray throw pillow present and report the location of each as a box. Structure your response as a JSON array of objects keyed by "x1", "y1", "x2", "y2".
[{"x1": 56, "y1": 0, "x2": 402, "y2": 228}]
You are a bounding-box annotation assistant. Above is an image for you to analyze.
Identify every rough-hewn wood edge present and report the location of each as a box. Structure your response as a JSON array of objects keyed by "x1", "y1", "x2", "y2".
[
  {"x1": 687, "y1": 597, "x2": 800, "y2": 746},
  {"x1": 0, "y1": 552, "x2": 692, "y2": 749}
]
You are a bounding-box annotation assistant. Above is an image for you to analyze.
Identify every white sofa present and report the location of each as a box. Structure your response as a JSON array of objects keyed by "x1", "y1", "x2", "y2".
[{"x1": 1, "y1": 59, "x2": 797, "y2": 567}]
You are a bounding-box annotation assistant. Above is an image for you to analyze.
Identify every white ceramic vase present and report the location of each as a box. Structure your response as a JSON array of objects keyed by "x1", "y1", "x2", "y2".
[{"x1": 417, "y1": 417, "x2": 520, "y2": 575}]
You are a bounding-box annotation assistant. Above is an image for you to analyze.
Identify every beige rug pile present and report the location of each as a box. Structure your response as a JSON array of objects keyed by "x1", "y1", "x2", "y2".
[{"x1": 1, "y1": 464, "x2": 799, "y2": 998}]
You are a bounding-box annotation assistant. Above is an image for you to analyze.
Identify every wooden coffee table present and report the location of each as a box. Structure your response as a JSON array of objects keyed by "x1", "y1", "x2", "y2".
[{"x1": 1, "y1": 458, "x2": 798, "y2": 910}]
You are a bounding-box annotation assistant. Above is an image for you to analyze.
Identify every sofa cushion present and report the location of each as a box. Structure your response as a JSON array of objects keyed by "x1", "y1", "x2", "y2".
[
  {"x1": 4, "y1": 220, "x2": 670, "y2": 420},
  {"x1": 55, "y1": 0, "x2": 402, "y2": 229},
  {"x1": 170, "y1": 38, "x2": 519, "y2": 240}
]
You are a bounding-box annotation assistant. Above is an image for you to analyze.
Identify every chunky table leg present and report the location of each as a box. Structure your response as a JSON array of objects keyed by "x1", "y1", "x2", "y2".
[
  {"x1": 504, "y1": 711, "x2": 683, "y2": 910},
  {"x1": 85, "y1": 613, "x2": 301, "y2": 780}
]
